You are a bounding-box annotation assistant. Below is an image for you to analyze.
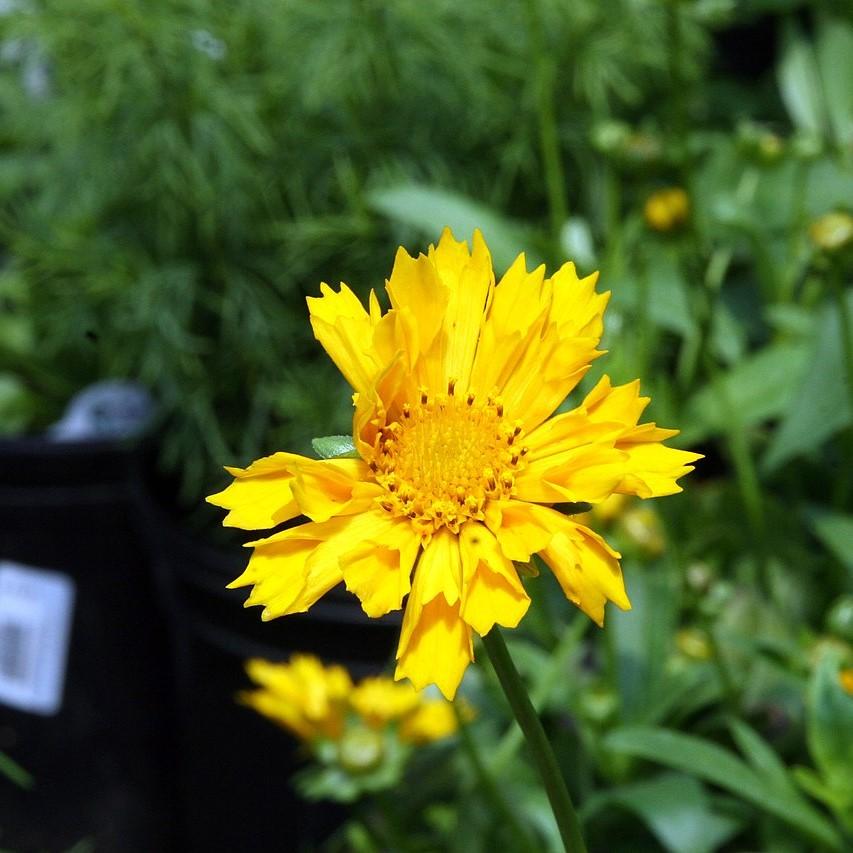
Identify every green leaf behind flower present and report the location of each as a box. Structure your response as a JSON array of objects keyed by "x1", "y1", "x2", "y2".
[{"x1": 312, "y1": 435, "x2": 360, "y2": 459}]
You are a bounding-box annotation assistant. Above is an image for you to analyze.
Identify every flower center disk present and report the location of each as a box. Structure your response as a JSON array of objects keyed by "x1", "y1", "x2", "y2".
[{"x1": 371, "y1": 387, "x2": 526, "y2": 536}]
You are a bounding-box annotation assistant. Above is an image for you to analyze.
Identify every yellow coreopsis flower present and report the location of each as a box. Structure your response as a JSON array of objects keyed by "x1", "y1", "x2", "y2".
[
  {"x1": 243, "y1": 655, "x2": 459, "y2": 747},
  {"x1": 209, "y1": 229, "x2": 700, "y2": 699},
  {"x1": 240, "y1": 655, "x2": 352, "y2": 741}
]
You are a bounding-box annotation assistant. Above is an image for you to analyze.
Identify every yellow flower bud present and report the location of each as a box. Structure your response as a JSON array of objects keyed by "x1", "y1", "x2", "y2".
[
  {"x1": 676, "y1": 628, "x2": 712, "y2": 661},
  {"x1": 644, "y1": 187, "x2": 690, "y2": 232},
  {"x1": 338, "y1": 725, "x2": 384, "y2": 773},
  {"x1": 809, "y1": 211, "x2": 853, "y2": 253}
]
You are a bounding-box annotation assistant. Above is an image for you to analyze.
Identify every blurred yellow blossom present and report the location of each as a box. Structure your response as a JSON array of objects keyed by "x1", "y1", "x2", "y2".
[
  {"x1": 210, "y1": 230, "x2": 699, "y2": 698},
  {"x1": 809, "y1": 211, "x2": 853, "y2": 253},
  {"x1": 400, "y1": 699, "x2": 460, "y2": 744},
  {"x1": 242, "y1": 654, "x2": 458, "y2": 747},
  {"x1": 350, "y1": 677, "x2": 421, "y2": 728},
  {"x1": 840, "y1": 668, "x2": 853, "y2": 695},
  {"x1": 644, "y1": 187, "x2": 690, "y2": 232},
  {"x1": 676, "y1": 628, "x2": 712, "y2": 661},
  {"x1": 240, "y1": 655, "x2": 351, "y2": 740},
  {"x1": 579, "y1": 493, "x2": 666, "y2": 556}
]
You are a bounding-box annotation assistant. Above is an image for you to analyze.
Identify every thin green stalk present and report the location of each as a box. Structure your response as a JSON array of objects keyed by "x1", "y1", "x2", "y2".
[
  {"x1": 831, "y1": 267, "x2": 853, "y2": 420},
  {"x1": 666, "y1": 0, "x2": 688, "y2": 172},
  {"x1": 706, "y1": 355, "x2": 770, "y2": 592},
  {"x1": 830, "y1": 265, "x2": 853, "y2": 507},
  {"x1": 454, "y1": 705, "x2": 539, "y2": 853},
  {"x1": 524, "y1": 0, "x2": 568, "y2": 239},
  {"x1": 490, "y1": 617, "x2": 588, "y2": 774},
  {"x1": 704, "y1": 620, "x2": 740, "y2": 715},
  {"x1": 482, "y1": 628, "x2": 587, "y2": 853}
]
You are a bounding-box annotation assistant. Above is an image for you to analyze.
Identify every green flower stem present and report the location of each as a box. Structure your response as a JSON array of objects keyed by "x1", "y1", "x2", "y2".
[
  {"x1": 831, "y1": 264, "x2": 853, "y2": 508},
  {"x1": 454, "y1": 705, "x2": 539, "y2": 853},
  {"x1": 524, "y1": 0, "x2": 568, "y2": 240},
  {"x1": 482, "y1": 627, "x2": 587, "y2": 853},
  {"x1": 491, "y1": 616, "x2": 588, "y2": 774}
]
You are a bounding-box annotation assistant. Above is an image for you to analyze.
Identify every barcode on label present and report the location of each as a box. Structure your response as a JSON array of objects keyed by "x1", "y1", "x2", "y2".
[{"x1": 0, "y1": 562, "x2": 75, "y2": 715}]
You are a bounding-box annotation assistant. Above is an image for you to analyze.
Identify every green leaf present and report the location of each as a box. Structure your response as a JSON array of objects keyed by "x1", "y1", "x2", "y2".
[
  {"x1": 604, "y1": 726, "x2": 844, "y2": 850},
  {"x1": 806, "y1": 652, "x2": 853, "y2": 805},
  {"x1": 311, "y1": 434, "x2": 359, "y2": 459},
  {"x1": 778, "y1": 22, "x2": 828, "y2": 136},
  {"x1": 367, "y1": 183, "x2": 536, "y2": 272},
  {"x1": 0, "y1": 751, "x2": 33, "y2": 789},
  {"x1": 808, "y1": 510, "x2": 853, "y2": 576},
  {"x1": 612, "y1": 245, "x2": 696, "y2": 340},
  {"x1": 763, "y1": 295, "x2": 853, "y2": 472},
  {"x1": 727, "y1": 718, "x2": 798, "y2": 798},
  {"x1": 815, "y1": 15, "x2": 853, "y2": 149},
  {"x1": 583, "y1": 772, "x2": 743, "y2": 853},
  {"x1": 608, "y1": 566, "x2": 678, "y2": 724},
  {"x1": 681, "y1": 339, "x2": 810, "y2": 445}
]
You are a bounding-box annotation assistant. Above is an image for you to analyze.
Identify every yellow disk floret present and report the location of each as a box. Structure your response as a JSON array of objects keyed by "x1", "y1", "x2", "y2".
[{"x1": 370, "y1": 386, "x2": 527, "y2": 538}]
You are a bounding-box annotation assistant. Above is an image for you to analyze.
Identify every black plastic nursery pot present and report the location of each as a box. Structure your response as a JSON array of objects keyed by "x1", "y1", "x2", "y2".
[
  {"x1": 145, "y1": 496, "x2": 401, "y2": 853},
  {"x1": 0, "y1": 436, "x2": 178, "y2": 853}
]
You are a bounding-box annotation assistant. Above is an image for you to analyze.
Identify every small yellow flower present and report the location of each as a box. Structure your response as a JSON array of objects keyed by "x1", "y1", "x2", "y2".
[
  {"x1": 840, "y1": 668, "x2": 853, "y2": 695},
  {"x1": 240, "y1": 655, "x2": 351, "y2": 741},
  {"x1": 400, "y1": 699, "x2": 459, "y2": 744},
  {"x1": 243, "y1": 655, "x2": 459, "y2": 748},
  {"x1": 209, "y1": 230, "x2": 700, "y2": 698},
  {"x1": 809, "y1": 211, "x2": 853, "y2": 253},
  {"x1": 349, "y1": 677, "x2": 421, "y2": 728},
  {"x1": 644, "y1": 187, "x2": 690, "y2": 232}
]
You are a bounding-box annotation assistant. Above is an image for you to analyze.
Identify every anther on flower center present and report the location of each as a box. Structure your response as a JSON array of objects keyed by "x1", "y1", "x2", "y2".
[{"x1": 370, "y1": 385, "x2": 527, "y2": 535}]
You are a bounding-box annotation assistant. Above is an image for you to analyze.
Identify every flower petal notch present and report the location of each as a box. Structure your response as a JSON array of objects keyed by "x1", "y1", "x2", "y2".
[{"x1": 209, "y1": 229, "x2": 701, "y2": 699}]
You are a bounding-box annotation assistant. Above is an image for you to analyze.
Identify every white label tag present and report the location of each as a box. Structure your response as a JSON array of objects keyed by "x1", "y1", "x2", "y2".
[{"x1": 0, "y1": 561, "x2": 75, "y2": 716}]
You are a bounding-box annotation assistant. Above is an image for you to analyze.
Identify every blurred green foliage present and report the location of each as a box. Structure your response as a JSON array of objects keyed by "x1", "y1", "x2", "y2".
[{"x1": 2, "y1": 0, "x2": 853, "y2": 850}]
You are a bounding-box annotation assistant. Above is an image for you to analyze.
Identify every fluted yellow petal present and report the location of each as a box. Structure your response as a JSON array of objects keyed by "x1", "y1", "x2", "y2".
[
  {"x1": 206, "y1": 451, "x2": 304, "y2": 529},
  {"x1": 514, "y1": 444, "x2": 627, "y2": 504},
  {"x1": 583, "y1": 376, "x2": 648, "y2": 423},
  {"x1": 524, "y1": 411, "x2": 623, "y2": 461},
  {"x1": 461, "y1": 564, "x2": 530, "y2": 635},
  {"x1": 540, "y1": 519, "x2": 629, "y2": 626},
  {"x1": 581, "y1": 376, "x2": 702, "y2": 498},
  {"x1": 485, "y1": 253, "x2": 548, "y2": 341},
  {"x1": 340, "y1": 519, "x2": 420, "y2": 617},
  {"x1": 548, "y1": 263, "x2": 609, "y2": 339},
  {"x1": 291, "y1": 458, "x2": 382, "y2": 522},
  {"x1": 417, "y1": 528, "x2": 463, "y2": 607},
  {"x1": 484, "y1": 500, "x2": 560, "y2": 562},
  {"x1": 395, "y1": 588, "x2": 473, "y2": 700},
  {"x1": 307, "y1": 282, "x2": 382, "y2": 393},
  {"x1": 456, "y1": 522, "x2": 529, "y2": 636},
  {"x1": 235, "y1": 514, "x2": 392, "y2": 620},
  {"x1": 618, "y1": 443, "x2": 703, "y2": 498},
  {"x1": 427, "y1": 228, "x2": 494, "y2": 391},
  {"x1": 385, "y1": 247, "x2": 448, "y2": 359},
  {"x1": 486, "y1": 262, "x2": 607, "y2": 430}
]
